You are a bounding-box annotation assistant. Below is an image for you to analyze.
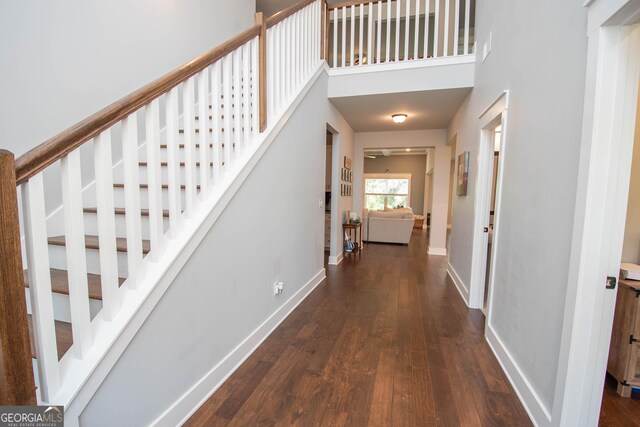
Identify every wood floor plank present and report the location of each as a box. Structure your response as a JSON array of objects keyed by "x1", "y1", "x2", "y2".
[{"x1": 186, "y1": 230, "x2": 533, "y2": 425}]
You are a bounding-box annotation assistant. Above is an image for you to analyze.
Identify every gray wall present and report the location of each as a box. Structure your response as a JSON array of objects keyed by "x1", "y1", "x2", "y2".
[
  {"x1": 622, "y1": 89, "x2": 640, "y2": 264},
  {"x1": 364, "y1": 154, "x2": 427, "y2": 215},
  {"x1": 0, "y1": 0, "x2": 255, "y2": 157},
  {"x1": 79, "y1": 72, "x2": 355, "y2": 426},
  {"x1": 447, "y1": 0, "x2": 587, "y2": 412}
]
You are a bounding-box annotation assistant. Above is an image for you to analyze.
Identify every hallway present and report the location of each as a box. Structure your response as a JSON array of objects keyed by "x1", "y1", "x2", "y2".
[{"x1": 186, "y1": 229, "x2": 531, "y2": 426}]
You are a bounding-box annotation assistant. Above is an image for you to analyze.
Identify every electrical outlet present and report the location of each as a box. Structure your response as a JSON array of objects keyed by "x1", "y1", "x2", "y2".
[
  {"x1": 319, "y1": 198, "x2": 324, "y2": 208},
  {"x1": 273, "y1": 281, "x2": 284, "y2": 296}
]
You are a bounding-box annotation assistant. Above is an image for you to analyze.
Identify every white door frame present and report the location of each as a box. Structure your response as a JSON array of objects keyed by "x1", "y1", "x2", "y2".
[
  {"x1": 554, "y1": 3, "x2": 640, "y2": 425},
  {"x1": 469, "y1": 91, "x2": 509, "y2": 310}
]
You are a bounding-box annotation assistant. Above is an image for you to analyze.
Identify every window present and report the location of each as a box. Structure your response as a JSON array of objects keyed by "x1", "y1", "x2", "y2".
[{"x1": 364, "y1": 174, "x2": 411, "y2": 211}]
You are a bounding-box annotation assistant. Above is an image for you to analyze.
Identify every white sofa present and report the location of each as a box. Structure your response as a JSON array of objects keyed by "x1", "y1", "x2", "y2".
[{"x1": 362, "y1": 208, "x2": 415, "y2": 244}]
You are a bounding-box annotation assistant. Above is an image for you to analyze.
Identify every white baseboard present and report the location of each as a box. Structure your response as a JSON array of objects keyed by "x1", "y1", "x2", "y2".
[
  {"x1": 328, "y1": 251, "x2": 343, "y2": 265},
  {"x1": 428, "y1": 246, "x2": 447, "y2": 256},
  {"x1": 152, "y1": 269, "x2": 326, "y2": 427},
  {"x1": 446, "y1": 263, "x2": 470, "y2": 306},
  {"x1": 485, "y1": 324, "x2": 551, "y2": 427}
]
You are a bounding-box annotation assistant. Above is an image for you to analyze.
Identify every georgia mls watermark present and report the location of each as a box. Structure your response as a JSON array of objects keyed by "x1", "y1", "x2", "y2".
[{"x1": 0, "y1": 406, "x2": 63, "y2": 427}]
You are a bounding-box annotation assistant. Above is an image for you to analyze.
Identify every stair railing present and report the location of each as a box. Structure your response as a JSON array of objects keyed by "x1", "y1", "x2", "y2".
[
  {"x1": 326, "y1": 0, "x2": 475, "y2": 68},
  {"x1": 0, "y1": 0, "x2": 324, "y2": 406}
]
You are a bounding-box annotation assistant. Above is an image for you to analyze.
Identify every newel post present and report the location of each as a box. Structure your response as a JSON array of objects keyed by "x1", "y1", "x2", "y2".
[
  {"x1": 0, "y1": 150, "x2": 36, "y2": 405},
  {"x1": 255, "y1": 12, "x2": 268, "y2": 133}
]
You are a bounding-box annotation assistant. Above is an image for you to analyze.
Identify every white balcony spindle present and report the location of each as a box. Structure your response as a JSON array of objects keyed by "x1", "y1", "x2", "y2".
[
  {"x1": 414, "y1": 0, "x2": 421, "y2": 59},
  {"x1": 93, "y1": 130, "x2": 121, "y2": 320},
  {"x1": 434, "y1": 0, "x2": 440, "y2": 57},
  {"x1": 359, "y1": 4, "x2": 364, "y2": 65},
  {"x1": 377, "y1": 1, "x2": 382, "y2": 63},
  {"x1": 385, "y1": 0, "x2": 391, "y2": 62},
  {"x1": 464, "y1": 0, "x2": 470, "y2": 54},
  {"x1": 242, "y1": 44, "x2": 251, "y2": 148},
  {"x1": 267, "y1": 28, "x2": 275, "y2": 119},
  {"x1": 197, "y1": 69, "x2": 210, "y2": 194},
  {"x1": 122, "y1": 113, "x2": 143, "y2": 284},
  {"x1": 223, "y1": 55, "x2": 233, "y2": 171},
  {"x1": 424, "y1": 0, "x2": 431, "y2": 58},
  {"x1": 183, "y1": 78, "x2": 197, "y2": 214},
  {"x1": 444, "y1": 0, "x2": 450, "y2": 56},
  {"x1": 350, "y1": 5, "x2": 355, "y2": 66},
  {"x1": 395, "y1": 0, "x2": 400, "y2": 61},
  {"x1": 22, "y1": 173, "x2": 60, "y2": 401},
  {"x1": 405, "y1": 0, "x2": 411, "y2": 60},
  {"x1": 454, "y1": 0, "x2": 460, "y2": 55},
  {"x1": 333, "y1": 9, "x2": 338, "y2": 67},
  {"x1": 285, "y1": 18, "x2": 292, "y2": 101},
  {"x1": 295, "y1": 12, "x2": 301, "y2": 86},
  {"x1": 145, "y1": 99, "x2": 164, "y2": 258},
  {"x1": 368, "y1": 2, "x2": 373, "y2": 65},
  {"x1": 342, "y1": 7, "x2": 347, "y2": 67},
  {"x1": 210, "y1": 61, "x2": 223, "y2": 181},
  {"x1": 61, "y1": 150, "x2": 92, "y2": 357},
  {"x1": 165, "y1": 87, "x2": 182, "y2": 234}
]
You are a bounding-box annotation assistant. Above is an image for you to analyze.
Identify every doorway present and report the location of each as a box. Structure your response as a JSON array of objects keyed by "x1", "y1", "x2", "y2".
[
  {"x1": 468, "y1": 92, "x2": 508, "y2": 311},
  {"x1": 325, "y1": 129, "x2": 333, "y2": 267}
]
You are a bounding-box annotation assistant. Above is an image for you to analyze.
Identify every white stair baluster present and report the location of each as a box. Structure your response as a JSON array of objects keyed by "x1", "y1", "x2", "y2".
[
  {"x1": 233, "y1": 49, "x2": 242, "y2": 158},
  {"x1": 183, "y1": 77, "x2": 197, "y2": 215},
  {"x1": 223, "y1": 55, "x2": 233, "y2": 171},
  {"x1": 165, "y1": 87, "x2": 182, "y2": 234},
  {"x1": 350, "y1": 5, "x2": 355, "y2": 67},
  {"x1": 210, "y1": 62, "x2": 222, "y2": 182},
  {"x1": 267, "y1": 27, "x2": 275, "y2": 124},
  {"x1": 359, "y1": 4, "x2": 364, "y2": 65},
  {"x1": 61, "y1": 150, "x2": 92, "y2": 357},
  {"x1": 21, "y1": 173, "x2": 60, "y2": 401},
  {"x1": 251, "y1": 38, "x2": 260, "y2": 139},
  {"x1": 122, "y1": 113, "x2": 143, "y2": 285},
  {"x1": 197, "y1": 69, "x2": 211, "y2": 194},
  {"x1": 145, "y1": 99, "x2": 164, "y2": 258},
  {"x1": 94, "y1": 130, "x2": 121, "y2": 320},
  {"x1": 242, "y1": 43, "x2": 251, "y2": 148}
]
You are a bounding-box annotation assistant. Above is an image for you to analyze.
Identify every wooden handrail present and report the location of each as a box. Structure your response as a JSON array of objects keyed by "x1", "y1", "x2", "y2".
[
  {"x1": 328, "y1": 0, "x2": 381, "y2": 10},
  {"x1": 15, "y1": 25, "x2": 261, "y2": 186},
  {"x1": 255, "y1": 13, "x2": 268, "y2": 132},
  {"x1": 267, "y1": 0, "x2": 317, "y2": 28},
  {"x1": 0, "y1": 150, "x2": 36, "y2": 405}
]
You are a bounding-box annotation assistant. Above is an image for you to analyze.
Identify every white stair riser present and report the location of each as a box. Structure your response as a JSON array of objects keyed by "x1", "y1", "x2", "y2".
[
  {"x1": 112, "y1": 186, "x2": 187, "y2": 210},
  {"x1": 48, "y1": 243, "x2": 130, "y2": 278},
  {"x1": 113, "y1": 165, "x2": 215, "y2": 186},
  {"x1": 83, "y1": 212, "x2": 169, "y2": 240},
  {"x1": 25, "y1": 287, "x2": 102, "y2": 323}
]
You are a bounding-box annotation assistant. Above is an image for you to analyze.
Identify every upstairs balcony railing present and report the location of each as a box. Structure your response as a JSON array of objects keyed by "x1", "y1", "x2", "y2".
[{"x1": 326, "y1": 0, "x2": 475, "y2": 68}]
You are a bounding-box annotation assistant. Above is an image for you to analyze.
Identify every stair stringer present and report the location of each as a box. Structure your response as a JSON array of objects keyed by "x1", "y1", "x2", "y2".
[{"x1": 58, "y1": 62, "x2": 326, "y2": 427}]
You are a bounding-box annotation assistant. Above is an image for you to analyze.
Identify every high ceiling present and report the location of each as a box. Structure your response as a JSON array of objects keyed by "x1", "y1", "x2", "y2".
[
  {"x1": 330, "y1": 88, "x2": 471, "y2": 132},
  {"x1": 256, "y1": 0, "x2": 341, "y2": 17}
]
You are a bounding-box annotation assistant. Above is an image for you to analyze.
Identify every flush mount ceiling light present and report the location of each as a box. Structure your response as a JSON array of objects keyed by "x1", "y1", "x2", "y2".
[{"x1": 392, "y1": 114, "x2": 407, "y2": 124}]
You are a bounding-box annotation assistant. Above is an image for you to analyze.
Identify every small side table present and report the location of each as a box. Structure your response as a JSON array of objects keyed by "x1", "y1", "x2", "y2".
[{"x1": 343, "y1": 222, "x2": 363, "y2": 256}]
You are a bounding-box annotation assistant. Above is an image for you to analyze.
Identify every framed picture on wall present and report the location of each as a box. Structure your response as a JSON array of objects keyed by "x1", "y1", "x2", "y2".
[{"x1": 457, "y1": 151, "x2": 470, "y2": 196}]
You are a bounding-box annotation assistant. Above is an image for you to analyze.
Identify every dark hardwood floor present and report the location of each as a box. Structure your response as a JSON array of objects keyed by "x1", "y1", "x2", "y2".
[
  {"x1": 186, "y1": 229, "x2": 532, "y2": 426},
  {"x1": 599, "y1": 373, "x2": 640, "y2": 426}
]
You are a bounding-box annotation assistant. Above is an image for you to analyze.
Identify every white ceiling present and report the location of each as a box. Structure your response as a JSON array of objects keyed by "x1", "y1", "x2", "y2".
[
  {"x1": 256, "y1": 0, "x2": 340, "y2": 17},
  {"x1": 329, "y1": 88, "x2": 471, "y2": 132}
]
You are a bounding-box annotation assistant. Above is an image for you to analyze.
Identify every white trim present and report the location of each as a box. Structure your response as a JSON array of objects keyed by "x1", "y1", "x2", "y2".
[
  {"x1": 328, "y1": 54, "x2": 476, "y2": 76},
  {"x1": 328, "y1": 251, "x2": 344, "y2": 265},
  {"x1": 363, "y1": 173, "x2": 412, "y2": 210},
  {"x1": 486, "y1": 324, "x2": 552, "y2": 426},
  {"x1": 61, "y1": 63, "x2": 327, "y2": 423},
  {"x1": 447, "y1": 263, "x2": 469, "y2": 305},
  {"x1": 153, "y1": 269, "x2": 326, "y2": 427},
  {"x1": 468, "y1": 91, "x2": 509, "y2": 310},
  {"x1": 555, "y1": 20, "x2": 640, "y2": 426},
  {"x1": 427, "y1": 246, "x2": 447, "y2": 256}
]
